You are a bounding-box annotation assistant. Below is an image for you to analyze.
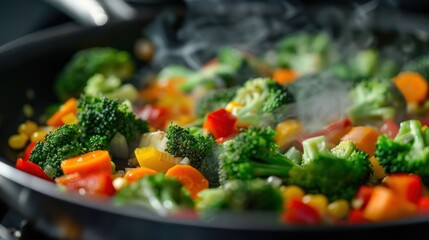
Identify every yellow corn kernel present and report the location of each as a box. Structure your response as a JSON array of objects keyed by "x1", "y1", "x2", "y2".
[
  {"x1": 18, "y1": 120, "x2": 39, "y2": 136},
  {"x1": 8, "y1": 133, "x2": 29, "y2": 150},
  {"x1": 302, "y1": 194, "x2": 329, "y2": 214},
  {"x1": 275, "y1": 120, "x2": 303, "y2": 148},
  {"x1": 61, "y1": 113, "x2": 78, "y2": 125},
  {"x1": 327, "y1": 199, "x2": 350, "y2": 220},
  {"x1": 281, "y1": 185, "x2": 304, "y2": 206},
  {"x1": 134, "y1": 145, "x2": 180, "y2": 172},
  {"x1": 30, "y1": 131, "x2": 47, "y2": 142},
  {"x1": 225, "y1": 101, "x2": 243, "y2": 113},
  {"x1": 369, "y1": 156, "x2": 386, "y2": 179}
]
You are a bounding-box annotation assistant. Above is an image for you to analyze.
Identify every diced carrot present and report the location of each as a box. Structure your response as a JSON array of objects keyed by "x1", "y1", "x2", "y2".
[
  {"x1": 165, "y1": 164, "x2": 209, "y2": 199},
  {"x1": 46, "y1": 98, "x2": 77, "y2": 127},
  {"x1": 392, "y1": 71, "x2": 428, "y2": 105},
  {"x1": 60, "y1": 150, "x2": 112, "y2": 176},
  {"x1": 363, "y1": 186, "x2": 416, "y2": 222},
  {"x1": 272, "y1": 68, "x2": 298, "y2": 84},
  {"x1": 384, "y1": 173, "x2": 423, "y2": 204},
  {"x1": 124, "y1": 166, "x2": 157, "y2": 183},
  {"x1": 341, "y1": 126, "x2": 380, "y2": 156}
]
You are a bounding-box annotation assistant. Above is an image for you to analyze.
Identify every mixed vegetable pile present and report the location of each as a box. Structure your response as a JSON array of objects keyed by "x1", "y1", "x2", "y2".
[{"x1": 8, "y1": 31, "x2": 429, "y2": 226}]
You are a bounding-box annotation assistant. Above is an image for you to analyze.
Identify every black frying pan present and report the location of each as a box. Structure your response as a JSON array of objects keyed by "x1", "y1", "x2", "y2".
[{"x1": 1, "y1": 2, "x2": 429, "y2": 239}]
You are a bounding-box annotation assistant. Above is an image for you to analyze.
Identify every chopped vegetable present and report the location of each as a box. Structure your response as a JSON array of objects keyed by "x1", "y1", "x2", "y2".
[
  {"x1": 165, "y1": 164, "x2": 209, "y2": 199},
  {"x1": 54, "y1": 47, "x2": 135, "y2": 101},
  {"x1": 46, "y1": 98, "x2": 78, "y2": 127},
  {"x1": 392, "y1": 71, "x2": 429, "y2": 105},
  {"x1": 61, "y1": 150, "x2": 113, "y2": 176}
]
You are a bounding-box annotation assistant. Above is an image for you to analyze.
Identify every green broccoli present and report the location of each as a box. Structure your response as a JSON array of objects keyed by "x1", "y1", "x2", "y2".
[
  {"x1": 218, "y1": 126, "x2": 297, "y2": 184},
  {"x1": 329, "y1": 48, "x2": 399, "y2": 83},
  {"x1": 29, "y1": 124, "x2": 108, "y2": 178},
  {"x1": 194, "y1": 87, "x2": 238, "y2": 118},
  {"x1": 83, "y1": 74, "x2": 139, "y2": 102},
  {"x1": 229, "y1": 78, "x2": 294, "y2": 127},
  {"x1": 165, "y1": 124, "x2": 216, "y2": 170},
  {"x1": 374, "y1": 119, "x2": 429, "y2": 185},
  {"x1": 196, "y1": 179, "x2": 283, "y2": 214},
  {"x1": 77, "y1": 95, "x2": 149, "y2": 149},
  {"x1": 217, "y1": 47, "x2": 271, "y2": 85},
  {"x1": 346, "y1": 78, "x2": 407, "y2": 126},
  {"x1": 54, "y1": 47, "x2": 135, "y2": 101},
  {"x1": 114, "y1": 173, "x2": 194, "y2": 216},
  {"x1": 288, "y1": 136, "x2": 372, "y2": 201},
  {"x1": 402, "y1": 55, "x2": 429, "y2": 80},
  {"x1": 273, "y1": 32, "x2": 333, "y2": 75}
]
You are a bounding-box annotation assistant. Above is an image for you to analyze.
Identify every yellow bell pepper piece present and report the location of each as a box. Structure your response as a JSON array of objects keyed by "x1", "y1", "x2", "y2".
[{"x1": 134, "y1": 145, "x2": 179, "y2": 172}]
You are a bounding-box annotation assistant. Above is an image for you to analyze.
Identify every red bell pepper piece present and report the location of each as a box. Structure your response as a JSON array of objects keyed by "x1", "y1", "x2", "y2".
[
  {"x1": 384, "y1": 173, "x2": 423, "y2": 204},
  {"x1": 297, "y1": 117, "x2": 352, "y2": 146},
  {"x1": 203, "y1": 108, "x2": 237, "y2": 140},
  {"x1": 55, "y1": 172, "x2": 116, "y2": 197},
  {"x1": 379, "y1": 119, "x2": 399, "y2": 139},
  {"x1": 282, "y1": 199, "x2": 321, "y2": 225},
  {"x1": 21, "y1": 141, "x2": 37, "y2": 161},
  {"x1": 347, "y1": 209, "x2": 370, "y2": 224},
  {"x1": 137, "y1": 104, "x2": 171, "y2": 130},
  {"x1": 16, "y1": 158, "x2": 53, "y2": 181},
  {"x1": 353, "y1": 185, "x2": 374, "y2": 210},
  {"x1": 417, "y1": 196, "x2": 429, "y2": 213}
]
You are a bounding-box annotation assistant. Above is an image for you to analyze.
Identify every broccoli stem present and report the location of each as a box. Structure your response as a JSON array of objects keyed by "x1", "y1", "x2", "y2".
[{"x1": 251, "y1": 162, "x2": 294, "y2": 177}]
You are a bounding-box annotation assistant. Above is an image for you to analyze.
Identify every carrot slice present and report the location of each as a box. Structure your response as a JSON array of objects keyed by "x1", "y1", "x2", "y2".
[
  {"x1": 165, "y1": 164, "x2": 209, "y2": 199},
  {"x1": 341, "y1": 126, "x2": 380, "y2": 156},
  {"x1": 47, "y1": 97, "x2": 78, "y2": 127},
  {"x1": 124, "y1": 166, "x2": 157, "y2": 183},
  {"x1": 61, "y1": 150, "x2": 112, "y2": 176},
  {"x1": 363, "y1": 186, "x2": 416, "y2": 222},
  {"x1": 272, "y1": 68, "x2": 298, "y2": 84},
  {"x1": 392, "y1": 71, "x2": 428, "y2": 105}
]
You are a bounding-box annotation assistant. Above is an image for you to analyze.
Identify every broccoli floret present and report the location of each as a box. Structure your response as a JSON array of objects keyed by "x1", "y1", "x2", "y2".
[
  {"x1": 288, "y1": 136, "x2": 372, "y2": 201},
  {"x1": 194, "y1": 87, "x2": 238, "y2": 118},
  {"x1": 273, "y1": 32, "x2": 333, "y2": 75},
  {"x1": 346, "y1": 78, "x2": 406, "y2": 126},
  {"x1": 218, "y1": 127, "x2": 297, "y2": 184},
  {"x1": 29, "y1": 125, "x2": 83, "y2": 178},
  {"x1": 114, "y1": 173, "x2": 194, "y2": 216},
  {"x1": 83, "y1": 135, "x2": 110, "y2": 152},
  {"x1": 196, "y1": 179, "x2": 283, "y2": 214},
  {"x1": 330, "y1": 48, "x2": 399, "y2": 83},
  {"x1": 29, "y1": 124, "x2": 110, "y2": 178},
  {"x1": 77, "y1": 95, "x2": 149, "y2": 149},
  {"x1": 229, "y1": 78, "x2": 294, "y2": 127},
  {"x1": 374, "y1": 119, "x2": 429, "y2": 185},
  {"x1": 402, "y1": 55, "x2": 429, "y2": 80},
  {"x1": 165, "y1": 124, "x2": 216, "y2": 170},
  {"x1": 83, "y1": 74, "x2": 139, "y2": 102},
  {"x1": 179, "y1": 64, "x2": 236, "y2": 92},
  {"x1": 54, "y1": 47, "x2": 135, "y2": 101}
]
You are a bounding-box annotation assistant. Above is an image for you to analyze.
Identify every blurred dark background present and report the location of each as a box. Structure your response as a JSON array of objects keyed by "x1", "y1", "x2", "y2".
[{"x1": 0, "y1": 0, "x2": 429, "y2": 47}]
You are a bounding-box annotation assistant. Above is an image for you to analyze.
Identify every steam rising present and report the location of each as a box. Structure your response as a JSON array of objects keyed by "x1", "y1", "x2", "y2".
[{"x1": 140, "y1": 0, "x2": 429, "y2": 132}]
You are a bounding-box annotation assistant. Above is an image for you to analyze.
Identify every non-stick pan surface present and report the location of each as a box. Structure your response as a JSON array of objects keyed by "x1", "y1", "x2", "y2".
[{"x1": 2, "y1": 3, "x2": 429, "y2": 240}]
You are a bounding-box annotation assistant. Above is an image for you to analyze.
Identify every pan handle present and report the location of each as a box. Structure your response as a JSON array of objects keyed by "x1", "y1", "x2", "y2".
[{"x1": 42, "y1": 0, "x2": 137, "y2": 27}]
